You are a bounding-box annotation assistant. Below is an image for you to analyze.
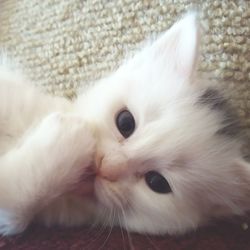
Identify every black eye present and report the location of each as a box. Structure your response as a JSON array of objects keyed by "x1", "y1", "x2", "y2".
[
  {"x1": 145, "y1": 171, "x2": 172, "y2": 194},
  {"x1": 116, "y1": 110, "x2": 135, "y2": 138}
]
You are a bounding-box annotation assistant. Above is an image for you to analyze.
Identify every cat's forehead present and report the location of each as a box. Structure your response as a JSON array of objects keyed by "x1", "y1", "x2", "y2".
[{"x1": 125, "y1": 81, "x2": 194, "y2": 128}]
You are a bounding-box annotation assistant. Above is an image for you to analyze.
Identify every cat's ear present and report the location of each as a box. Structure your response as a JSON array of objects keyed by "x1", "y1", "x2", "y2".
[{"x1": 149, "y1": 12, "x2": 200, "y2": 80}]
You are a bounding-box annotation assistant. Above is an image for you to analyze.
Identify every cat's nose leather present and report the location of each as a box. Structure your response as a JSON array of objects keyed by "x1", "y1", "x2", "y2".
[
  {"x1": 95, "y1": 152, "x2": 104, "y2": 171},
  {"x1": 95, "y1": 151, "x2": 128, "y2": 182}
]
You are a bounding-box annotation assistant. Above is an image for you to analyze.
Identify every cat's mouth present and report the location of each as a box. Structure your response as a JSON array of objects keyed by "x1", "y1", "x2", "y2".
[
  {"x1": 70, "y1": 166, "x2": 97, "y2": 197},
  {"x1": 71, "y1": 155, "x2": 102, "y2": 197}
]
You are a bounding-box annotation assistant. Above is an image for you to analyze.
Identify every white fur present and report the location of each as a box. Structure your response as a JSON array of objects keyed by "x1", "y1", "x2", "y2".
[
  {"x1": 0, "y1": 209, "x2": 27, "y2": 236},
  {"x1": 0, "y1": 12, "x2": 249, "y2": 236}
]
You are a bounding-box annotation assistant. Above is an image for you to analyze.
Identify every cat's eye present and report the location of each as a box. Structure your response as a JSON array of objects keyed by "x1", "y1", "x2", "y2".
[
  {"x1": 116, "y1": 110, "x2": 135, "y2": 138},
  {"x1": 145, "y1": 171, "x2": 172, "y2": 194}
]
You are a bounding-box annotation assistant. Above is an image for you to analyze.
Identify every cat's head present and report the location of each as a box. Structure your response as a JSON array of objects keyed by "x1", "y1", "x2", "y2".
[{"x1": 76, "y1": 12, "x2": 250, "y2": 235}]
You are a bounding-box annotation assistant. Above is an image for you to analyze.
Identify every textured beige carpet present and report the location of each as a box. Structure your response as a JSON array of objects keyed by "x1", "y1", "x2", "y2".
[{"x1": 0, "y1": 0, "x2": 249, "y2": 150}]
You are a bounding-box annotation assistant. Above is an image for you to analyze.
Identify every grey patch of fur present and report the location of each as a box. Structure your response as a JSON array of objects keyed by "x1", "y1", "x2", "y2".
[{"x1": 198, "y1": 88, "x2": 241, "y2": 137}]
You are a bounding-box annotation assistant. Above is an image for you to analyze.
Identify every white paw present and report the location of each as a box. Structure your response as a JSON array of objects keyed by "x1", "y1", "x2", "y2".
[
  {"x1": 0, "y1": 209, "x2": 26, "y2": 236},
  {"x1": 25, "y1": 112, "x2": 96, "y2": 193},
  {"x1": 28, "y1": 112, "x2": 86, "y2": 146}
]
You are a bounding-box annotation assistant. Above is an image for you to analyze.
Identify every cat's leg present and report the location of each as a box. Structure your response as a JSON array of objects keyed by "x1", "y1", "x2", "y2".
[{"x1": 0, "y1": 112, "x2": 95, "y2": 235}]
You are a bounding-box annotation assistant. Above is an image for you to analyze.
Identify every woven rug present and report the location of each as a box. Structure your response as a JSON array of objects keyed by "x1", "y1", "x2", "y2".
[
  {"x1": 0, "y1": 0, "x2": 249, "y2": 126},
  {"x1": 0, "y1": 0, "x2": 249, "y2": 249}
]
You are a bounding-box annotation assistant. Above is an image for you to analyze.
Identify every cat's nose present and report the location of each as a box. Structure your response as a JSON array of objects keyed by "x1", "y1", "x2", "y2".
[
  {"x1": 95, "y1": 152, "x2": 104, "y2": 171},
  {"x1": 95, "y1": 151, "x2": 128, "y2": 182}
]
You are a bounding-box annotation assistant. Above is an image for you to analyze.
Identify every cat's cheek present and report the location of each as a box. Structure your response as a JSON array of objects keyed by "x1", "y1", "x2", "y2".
[{"x1": 94, "y1": 178, "x2": 118, "y2": 209}]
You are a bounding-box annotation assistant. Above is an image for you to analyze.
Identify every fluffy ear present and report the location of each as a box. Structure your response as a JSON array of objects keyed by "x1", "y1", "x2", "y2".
[{"x1": 150, "y1": 12, "x2": 200, "y2": 80}]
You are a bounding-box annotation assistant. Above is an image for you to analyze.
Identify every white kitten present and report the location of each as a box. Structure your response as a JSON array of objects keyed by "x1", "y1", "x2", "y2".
[{"x1": 0, "y1": 12, "x2": 249, "y2": 236}]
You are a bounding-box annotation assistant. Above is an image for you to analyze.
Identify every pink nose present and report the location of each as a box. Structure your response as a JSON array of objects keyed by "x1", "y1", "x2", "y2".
[{"x1": 95, "y1": 152, "x2": 128, "y2": 182}]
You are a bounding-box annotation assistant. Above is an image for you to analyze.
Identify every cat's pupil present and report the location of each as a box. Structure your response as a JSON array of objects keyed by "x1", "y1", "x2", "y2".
[
  {"x1": 116, "y1": 110, "x2": 135, "y2": 138},
  {"x1": 145, "y1": 171, "x2": 172, "y2": 194}
]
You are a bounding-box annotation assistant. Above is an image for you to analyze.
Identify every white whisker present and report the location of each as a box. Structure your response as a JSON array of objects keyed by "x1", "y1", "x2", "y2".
[
  {"x1": 83, "y1": 208, "x2": 109, "y2": 249},
  {"x1": 118, "y1": 212, "x2": 126, "y2": 250},
  {"x1": 145, "y1": 234, "x2": 160, "y2": 250},
  {"x1": 97, "y1": 208, "x2": 115, "y2": 250},
  {"x1": 120, "y1": 206, "x2": 135, "y2": 250}
]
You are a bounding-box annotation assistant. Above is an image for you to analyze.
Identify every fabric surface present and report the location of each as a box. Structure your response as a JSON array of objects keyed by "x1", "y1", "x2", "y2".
[
  {"x1": 0, "y1": 218, "x2": 250, "y2": 250},
  {"x1": 0, "y1": 0, "x2": 249, "y2": 249}
]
